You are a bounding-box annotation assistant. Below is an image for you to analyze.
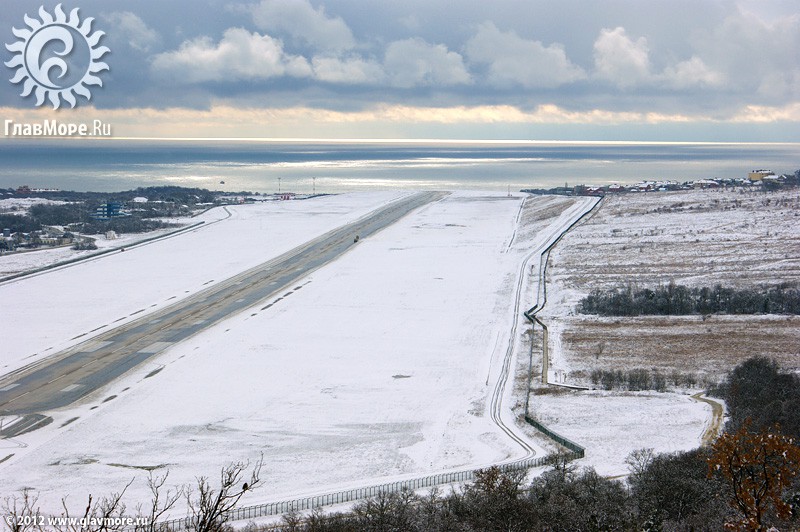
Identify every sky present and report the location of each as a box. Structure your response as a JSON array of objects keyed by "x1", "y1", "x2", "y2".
[{"x1": 1, "y1": 0, "x2": 800, "y2": 141}]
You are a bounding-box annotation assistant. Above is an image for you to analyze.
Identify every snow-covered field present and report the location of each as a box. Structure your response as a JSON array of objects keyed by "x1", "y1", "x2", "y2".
[
  {"x1": 504, "y1": 187, "x2": 798, "y2": 480},
  {"x1": 0, "y1": 190, "x2": 712, "y2": 515},
  {"x1": 542, "y1": 188, "x2": 800, "y2": 380},
  {"x1": 530, "y1": 389, "x2": 710, "y2": 477},
  {"x1": 0, "y1": 222, "x2": 199, "y2": 278}
]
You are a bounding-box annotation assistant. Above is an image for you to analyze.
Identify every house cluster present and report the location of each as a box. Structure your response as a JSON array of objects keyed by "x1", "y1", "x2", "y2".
[
  {"x1": 1, "y1": 226, "x2": 76, "y2": 252},
  {"x1": 523, "y1": 169, "x2": 797, "y2": 197}
]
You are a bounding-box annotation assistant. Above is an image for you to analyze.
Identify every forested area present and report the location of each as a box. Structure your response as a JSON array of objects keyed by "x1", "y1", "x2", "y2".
[{"x1": 579, "y1": 282, "x2": 800, "y2": 316}]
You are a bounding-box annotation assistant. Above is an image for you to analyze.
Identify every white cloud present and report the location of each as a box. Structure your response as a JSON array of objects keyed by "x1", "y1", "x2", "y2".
[
  {"x1": 593, "y1": 27, "x2": 651, "y2": 88},
  {"x1": 464, "y1": 22, "x2": 586, "y2": 88},
  {"x1": 151, "y1": 28, "x2": 311, "y2": 83},
  {"x1": 593, "y1": 26, "x2": 726, "y2": 91},
  {"x1": 252, "y1": 0, "x2": 355, "y2": 52},
  {"x1": 661, "y1": 56, "x2": 724, "y2": 89},
  {"x1": 691, "y1": 8, "x2": 800, "y2": 100},
  {"x1": 104, "y1": 11, "x2": 160, "y2": 52},
  {"x1": 384, "y1": 38, "x2": 472, "y2": 88},
  {"x1": 311, "y1": 55, "x2": 385, "y2": 84}
]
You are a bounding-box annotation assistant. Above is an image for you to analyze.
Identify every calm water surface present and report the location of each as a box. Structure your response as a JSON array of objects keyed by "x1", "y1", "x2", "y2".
[{"x1": 1, "y1": 139, "x2": 798, "y2": 193}]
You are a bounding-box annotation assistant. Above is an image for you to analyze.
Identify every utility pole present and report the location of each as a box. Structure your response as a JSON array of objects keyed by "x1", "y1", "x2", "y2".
[
  {"x1": 313, "y1": 177, "x2": 316, "y2": 195},
  {"x1": 278, "y1": 177, "x2": 281, "y2": 194}
]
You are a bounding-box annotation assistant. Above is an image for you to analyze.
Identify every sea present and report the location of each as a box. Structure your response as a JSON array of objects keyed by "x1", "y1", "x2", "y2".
[{"x1": 1, "y1": 139, "x2": 799, "y2": 194}]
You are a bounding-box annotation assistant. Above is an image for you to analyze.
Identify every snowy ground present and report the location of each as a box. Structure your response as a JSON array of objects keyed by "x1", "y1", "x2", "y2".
[
  {"x1": 529, "y1": 389, "x2": 710, "y2": 477},
  {"x1": 0, "y1": 197, "x2": 68, "y2": 212},
  {"x1": 542, "y1": 188, "x2": 800, "y2": 381},
  {"x1": 0, "y1": 191, "x2": 532, "y2": 512},
  {"x1": 0, "y1": 222, "x2": 200, "y2": 278},
  {"x1": 0, "y1": 190, "x2": 713, "y2": 516},
  {"x1": 0, "y1": 192, "x2": 406, "y2": 375},
  {"x1": 509, "y1": 187, "x2": 798, "y2": 480}
]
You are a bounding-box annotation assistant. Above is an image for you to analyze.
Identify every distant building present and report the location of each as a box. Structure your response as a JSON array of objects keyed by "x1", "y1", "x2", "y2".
[
  {"x1": 694, "y1": 179, "x2": 721, "y2": 189},
  {"x1": 91, "y1": 202, "x2": 126, "y2": 220},
  {"x1": 748, "y1": 169, "x2": 774, "y2": 181}
]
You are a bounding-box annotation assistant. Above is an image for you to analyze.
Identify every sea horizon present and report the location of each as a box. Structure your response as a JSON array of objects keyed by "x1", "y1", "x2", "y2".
[{"x1": 1, "y1": 138, "x2": 798, "y2": 194}]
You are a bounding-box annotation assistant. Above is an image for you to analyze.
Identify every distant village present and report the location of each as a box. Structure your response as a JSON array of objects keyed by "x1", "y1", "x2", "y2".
[
  {"x1": 0, "y1": 186, "x2": 324, "y2": 255},
  {"x1": 522, "y1": 169, "x2": 800, "y2": 196},
  {"x1": 1, "y1": 169, "x2": 797, "y2": 255}
]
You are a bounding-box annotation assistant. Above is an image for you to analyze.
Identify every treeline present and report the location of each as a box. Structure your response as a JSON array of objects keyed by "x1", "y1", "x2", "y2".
[
  {"x1": 711, "y1": 356, "x2": 800, "y2": 437},
  {"x1": 81, "y1": 217, "x2": 176, "y2": 235},
  {"x1": 265, "y1": 446, "x2": 789, "y2": 532},
  {"x1": 589, "y1": 367, "x2": 702, "y2": 391},
  {"x1": 2, "y1": 204, "x2": 177, "y2": 235},
  {"x1": 0, "y1": 213, "x2": 39, "y2": 233},
  {"x1": 7, "y1": 186, "x2": 225, "y2": 204},
  {"x1": 0, "y1": 186, "x2": 228, "y2": 235},
  {"x1": 579, "y1": 282, "x2": 800, "y2": 316}
]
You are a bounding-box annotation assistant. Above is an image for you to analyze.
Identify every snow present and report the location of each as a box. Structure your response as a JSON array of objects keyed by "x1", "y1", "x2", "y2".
[
  {"x1": 0, "y1": 197, "x2": 68, "y2": 211},
  {"x1": 538, "y1": 187, "x2": 800, "y2": 379},
  {"x1": 530, "y1": 390, "x2": 710, "y2": 477},
  {"x1": 0, "y1": 191, "x2": 541, "y2": 511},
  {"x1": 0, "y1": 192, "x2": 407, "y2": 375},
  {"x1": 0, "y1": 221, "x2": 208, "y2": 278},
  {"x1": 0, "y1": 190, "x2": 715, "y2": 516}
]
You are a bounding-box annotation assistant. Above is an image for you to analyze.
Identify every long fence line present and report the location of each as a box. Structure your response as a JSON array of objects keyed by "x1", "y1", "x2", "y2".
[
  {"x1": 157, "y1": 196, "x2": 601, "y2": 531},
  {"x1": 159, "y1": 451, "x2": 581, "y2": 531},
  {"x1": 523, "y1": 197, "x2": 604, "y2": 392}
]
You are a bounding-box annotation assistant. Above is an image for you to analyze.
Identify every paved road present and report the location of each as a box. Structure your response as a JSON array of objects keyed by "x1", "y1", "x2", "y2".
[{"x1": 0, "y1": 192, "x2": 444, "y2": 428}]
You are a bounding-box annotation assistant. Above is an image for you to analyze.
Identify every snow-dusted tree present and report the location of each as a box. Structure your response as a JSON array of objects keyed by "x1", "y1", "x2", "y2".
[{"x1": 186, "y1": 456, "x2": 263, "y2": 532}]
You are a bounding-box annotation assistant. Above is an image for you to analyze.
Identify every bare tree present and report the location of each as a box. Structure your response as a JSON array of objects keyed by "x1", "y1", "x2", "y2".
[
  {"x1": 134, "y1": 472, "x2": 183, "y2": 532},
  {"x1": 186, "y1": 456, "x2": 263, "y2": 532},
  {"x1": 54, "y1": 480, "x2": 132, "y2": 532},
  {"x1": 2, "y1": 489, "x2": 44, "y2": 532},
  {"x1": 625, "y1": 448, "x2": 655, "y2": 480}
]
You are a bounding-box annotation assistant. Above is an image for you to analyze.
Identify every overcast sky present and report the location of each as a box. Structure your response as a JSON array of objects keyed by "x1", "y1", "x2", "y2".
[{"x1": 2, "y1": 0, "x2": 800, "y2": 140}]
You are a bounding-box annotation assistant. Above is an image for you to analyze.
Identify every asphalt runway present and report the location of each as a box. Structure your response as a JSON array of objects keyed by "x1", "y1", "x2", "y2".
[{"x1": 0, "y1": 192, "x2": 444, "y2": 430}]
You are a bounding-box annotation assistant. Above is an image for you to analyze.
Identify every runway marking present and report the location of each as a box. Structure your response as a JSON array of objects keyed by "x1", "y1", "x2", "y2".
[
  {"x1": 0, "y1": 383, "x2": 20, "y2": 392},
  {"x1": 60, "y1": 384, "x2": 82, "y2": 393},
  {"x1": 138, "y1": 341, "x2": 174, "y2": 354},
  {"x1": 81, "y1": 340, "x2": 113, "y2": 353},
  {"x1": 0, "y1": 193, "x2": 441, "y2": 418}
]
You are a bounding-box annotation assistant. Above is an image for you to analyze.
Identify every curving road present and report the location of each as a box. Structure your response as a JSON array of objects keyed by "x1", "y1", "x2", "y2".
[
  {"x1": 488, "y1": 196, "x2": 600, "y2": 463},
  {"x1": 0, "y1": 192, "x2": 445, "y2": 432}
]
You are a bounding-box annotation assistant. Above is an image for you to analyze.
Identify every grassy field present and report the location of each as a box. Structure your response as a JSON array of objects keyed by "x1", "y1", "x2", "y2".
[{"x1": 542, "y1": 187, "x2": 800, "y2": 383}]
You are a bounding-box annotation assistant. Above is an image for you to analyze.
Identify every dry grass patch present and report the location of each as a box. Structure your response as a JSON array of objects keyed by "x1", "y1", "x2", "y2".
[{"x1": 559, "y1": 314, "x2": 800, "y2": 381}]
